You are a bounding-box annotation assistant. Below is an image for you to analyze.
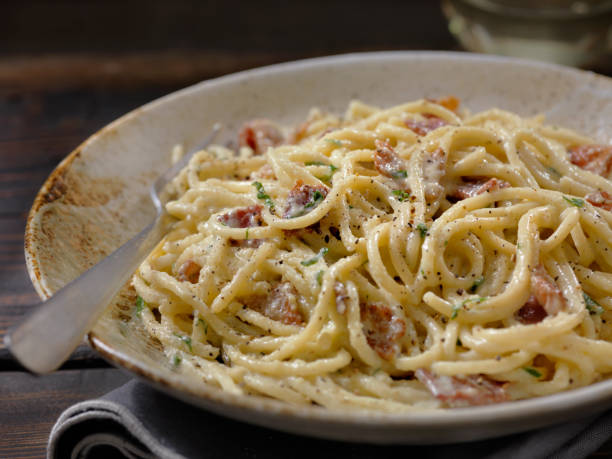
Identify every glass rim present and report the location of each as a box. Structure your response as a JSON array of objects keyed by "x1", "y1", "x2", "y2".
[{"x1": 451, "y1": 0, "x2": 612, "y2": 19}]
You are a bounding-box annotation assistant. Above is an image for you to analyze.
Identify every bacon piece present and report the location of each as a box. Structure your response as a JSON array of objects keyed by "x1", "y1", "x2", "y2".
[
  {"x1": 586, "y1": 190, "x2": 612, "y2": 211},
  {"x1": 423, "y1": 147, "x2": 447, "y2": 201},
  {"x1": 516, "y1": 295, "x2": 548, "y2": 324},
  {"x1": 177, "y1": 259, "x2": 201, "y2": 284},
  {"x1": 218, "y1": 205, "x2": 263, "y2": 228},
  {"x1": 229, "y1": 238, "x2": 264, "y2": 249},
  {"x1": 360, "y1": 303, "x2": 406, "y2": 360},
  {"x1": 334, "y1": 282, "x2": 348, "y2": 314},
  {"x1": 283, "y1": 180, "x2": 328, "y2": 218},
  {"x1": 415, "y1": 369, "x2": 508, "y2": 407},
  {"x1": 238, "y1": 119, "x2": 285, "y2": 155},
  {"x1": 427, "y1": 96, "x2": 460, "y2": 112},
  {"x1": 250, "y1": 164, "x2": 276, "y2": 180},
  {"x1": 533, "y1": 354, "x2": 555, "y2": 381},
  {"x1": 242, "y1": 282, "x2": 303, "y2": 325},
  {"x1": 373, "y1": 140, "x2": 407, "y2": 179},
  {"x1": 568, "y1": 144, "x2": 612, "y2": 177},
  {"x1": 531, "y1": 264, "x2": 566, "y2": 316},
  {"x1": 451, "y1": 177, "x2": 510, "y2": 200},
  {"x1": 405, "y1": 115, "x2": 448, "y2": 136}
]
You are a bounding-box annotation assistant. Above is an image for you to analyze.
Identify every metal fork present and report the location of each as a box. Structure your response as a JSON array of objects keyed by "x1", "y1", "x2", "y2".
[{"x1": 5, "y1": 123, "x2": 222, "y2": 374}]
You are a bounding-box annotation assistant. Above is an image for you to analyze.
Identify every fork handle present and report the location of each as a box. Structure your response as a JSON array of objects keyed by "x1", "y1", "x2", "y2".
[{"x1": 5, "y1": 214, "x2": 166, "y2": 374}]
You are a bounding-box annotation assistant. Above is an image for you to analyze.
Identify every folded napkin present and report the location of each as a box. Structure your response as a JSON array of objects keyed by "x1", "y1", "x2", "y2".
[{"x1": 48, "y1": 379, "x2": 612, "y2": 459}]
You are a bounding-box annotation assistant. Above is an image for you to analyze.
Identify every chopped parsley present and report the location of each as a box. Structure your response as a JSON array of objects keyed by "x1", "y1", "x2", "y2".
[
  {"x1": 523, "y1": 367, "x2": 542, "y2": 378},
  {"x1": 173, "y1": 354, "x2": 182, "y2": 366},
  {"x1": 245, "y1": 228, "x2": 249, "y2": 240},
  {"x1": 316, "y1": 270, "x2": 325, "y2": 286},
  {"x1": 546, "y1": 166, "x2": 561, "y2": 177},
  {"x1": 198, "y1": 318, "x2": 209, "y2": 334},
  {"x1": 584, "y1": 293, "x2": 604, "y2": 315},
  {"x1": 469, "y1": 276, "x2": 485, "y2": 293},
  {"x1": 174, "y1": 333, "x2": 193, "y2": 352},
  {"x1": 252, "y1": 181, "x2": 275, "y2": 210},
  {"x1": 301, "y1": 247, "x2": 329, "y2": 266},
  {"x1": 304, "y1": 190, "x2": 325, "y2": 209},
  {"x1": 451, "y1": 297, "x2": 487, "y2": 320},
  {"x1": 135, "y1": 296, "x2": 146, "y2": 315},
  {"x1": 391, "y1": 170, "x2": 408, "y2": 179},
  {"x1": 392, "y1": 189, "x2": 411, "y2": 202},
  {"x1": 305, "y1": 161, "x2": 338, "y2": 182},
  {"x1": 563, "y1": 196, "x2": 584, "y2": 208},
  {"x1": 416, "y1": 223, "x2": 428, "y2": 238},
  {"x1": 325, "y1": 138, "x2": 343, "y2": 147}
]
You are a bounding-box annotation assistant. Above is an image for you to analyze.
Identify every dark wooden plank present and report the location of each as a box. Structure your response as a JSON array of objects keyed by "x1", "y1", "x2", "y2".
[
  {"x1": 0, "y1": 369, "x2": 131, "y2": 459},
  {"x1": 0, "y1": 51, "x2": 297, "y2": 92},
  {"x1": 0, "y1": 1, "x2": 452, "y2": 56}
]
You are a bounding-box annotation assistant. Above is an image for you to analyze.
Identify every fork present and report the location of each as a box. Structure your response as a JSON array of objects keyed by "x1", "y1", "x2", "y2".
[{"x1": 5, "y1": 123, "x2": 222, "y2": 374}]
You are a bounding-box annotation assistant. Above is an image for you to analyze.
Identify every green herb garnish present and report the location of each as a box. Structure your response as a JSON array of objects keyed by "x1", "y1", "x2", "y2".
[
  {"x1": 416, "y1": 223, "x2": 428, "y2": 238},
  {"x1": 316, "y1": 270, "x2": 325, "y2": 286},
  {"x1": 307, "y1": 161, "x2": 338, "y2": 182},
  {"x1": 173, "y1": 354, "x2": 182, "y2": 366},
  {"x1": 584, "y1": 293, "x2": 604, "y2": 315},
  {"x1": 563, "y1": 196, "x2": 584, "y2": 208},
  {"x1": 392, "y1": 189, "x2": 411, "y2": 202},
  {"x1": 301, "y1": 247, "x2": 329, "y2": 266},
  {"x1": 245, "y1": 228, "x2": 249, "y2": 240},
  {"x1": 546, "y1": 166, "x2": 561, "y2": 177},
  {"x1": 304, "y1": 190, "x2": 325, "y2": 209},
  {"x1": 451, "y1": 297, "x2": 487, "y2": 320},
  {"x1": 523, "y1": 367, "x2": 542, "y2": 378},
  {"x1": 252, "y1": 181, "x2": 275, "y2": 210},
  {"x1": 391, "y1": 170, "x2": 408, "y2": 179},
  {"x1": 198, "y1": 318, "x2": 208, "y2": 334},
  {"x1": 174, "y1": 333, "x2": 193, "y2": 352},
  {"x1": 469, "y1": 277, "x2": 485, "y2": 294},
  {"x1": 135, "y1": 296, "x2": 146, "y2": 315},
  {"x1": 325, "y1": 139, "x2": 343, "y2": 147}
]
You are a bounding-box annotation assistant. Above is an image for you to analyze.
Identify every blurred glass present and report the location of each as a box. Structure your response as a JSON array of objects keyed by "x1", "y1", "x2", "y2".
[{"x1": 442, "y1": 0, "x2": 612, "y2": 67}]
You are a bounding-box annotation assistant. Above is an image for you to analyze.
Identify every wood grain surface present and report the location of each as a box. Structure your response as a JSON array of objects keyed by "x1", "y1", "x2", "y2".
[
  {"x1": 1, "y1": 1, "x2": 611, "y2": 457},
  {"x1": 0, "y1": 369, "x2": 131, "y2": 458}
]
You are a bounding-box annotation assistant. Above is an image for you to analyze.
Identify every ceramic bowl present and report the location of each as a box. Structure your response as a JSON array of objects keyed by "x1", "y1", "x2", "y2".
[{"x1": 25, "y1": 51, "x2": 612, "y2": 444}]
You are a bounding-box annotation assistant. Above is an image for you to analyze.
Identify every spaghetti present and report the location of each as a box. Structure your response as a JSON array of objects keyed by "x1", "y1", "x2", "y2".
[{"x1": 132, "y1": 98, "x2": 612, "y2": 411}]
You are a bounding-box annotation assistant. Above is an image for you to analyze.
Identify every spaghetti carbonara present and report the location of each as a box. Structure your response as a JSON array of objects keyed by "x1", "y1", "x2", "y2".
[{"x1": 132, "y1": 97, "x2": 612, "y2": 411}]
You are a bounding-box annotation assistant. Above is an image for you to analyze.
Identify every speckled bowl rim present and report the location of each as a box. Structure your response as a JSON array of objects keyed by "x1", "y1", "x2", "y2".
[{"x1": 25, "y1": 51, "x2": 612, "y2": 443}]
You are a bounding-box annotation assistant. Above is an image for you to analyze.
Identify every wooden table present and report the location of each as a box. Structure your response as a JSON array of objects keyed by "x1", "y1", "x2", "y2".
[{"x1": 1, "y1": 1, "x2": 611, "y2": 457}]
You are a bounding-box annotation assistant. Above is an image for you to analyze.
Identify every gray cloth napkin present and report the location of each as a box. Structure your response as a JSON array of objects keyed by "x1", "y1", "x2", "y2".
[{"x1": 48, "y1": 379, "x2": 612, "y2": 459}]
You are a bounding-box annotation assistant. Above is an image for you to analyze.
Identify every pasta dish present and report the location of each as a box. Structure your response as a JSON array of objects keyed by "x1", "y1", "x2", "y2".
[{"x1": 131, "y1": 97, "x2": 612, "y2": 411}]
